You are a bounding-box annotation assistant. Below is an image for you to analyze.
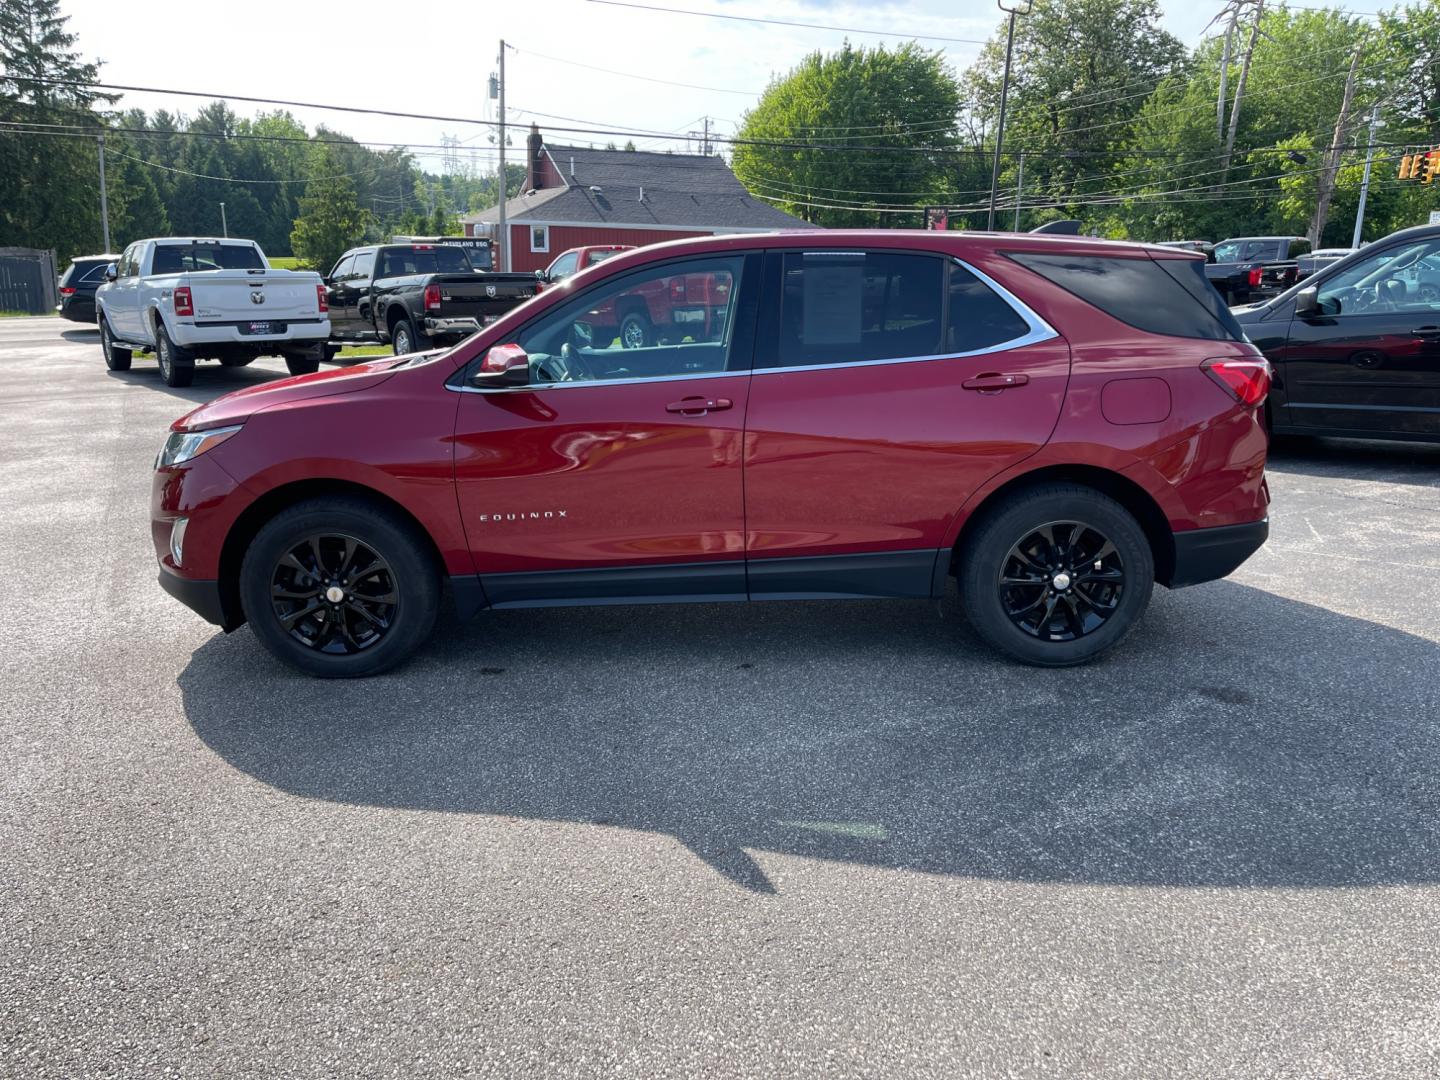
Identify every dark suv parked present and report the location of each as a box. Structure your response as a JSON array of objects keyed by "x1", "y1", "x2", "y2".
[
  {"x1": 57, "y1": 254, "x2": 119, "y2": 323},
  {"x1": 152, "y1": 231, "x2": 1271, "y2": 677},
  {"x1": 1234, "y1": 223, "x2": 1440, "y2": 442}
]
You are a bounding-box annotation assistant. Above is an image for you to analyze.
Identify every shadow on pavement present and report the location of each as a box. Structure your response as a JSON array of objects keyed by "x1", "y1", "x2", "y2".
[
  {"x1": 60, "y1": 328, "x2": 99, "y2": 342},
  {"x1": 1269, "y1": 434, "x2": 1440, "y2": 485},
  {"x1": 179, "y1": 580, "x2": 1440, "y2": 893},
  {"x1": 104, "y1": 363, "x2": 287, "y2": 406}
]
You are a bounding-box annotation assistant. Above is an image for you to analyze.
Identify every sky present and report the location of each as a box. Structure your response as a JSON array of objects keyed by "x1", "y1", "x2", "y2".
[{"x1": 59, "y1": 0, "x2": 1393, "y2": 175}]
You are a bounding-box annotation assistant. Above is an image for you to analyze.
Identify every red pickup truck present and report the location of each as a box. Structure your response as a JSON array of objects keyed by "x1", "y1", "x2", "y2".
[{"x1": 542, "y1": 244, "x2": 730, "y2": 348}]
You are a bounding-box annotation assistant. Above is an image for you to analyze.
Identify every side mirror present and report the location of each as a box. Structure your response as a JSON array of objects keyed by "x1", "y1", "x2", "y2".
[
  {"x1": 534, "y1": 271, "x2": 549, "y2": 285},
  {"x1": 104, "y1": 263, "x2": 117, "y2": 282},
  {"x1": 1295, "y1": 286, "x2": 1319, "y2": 317},
  {"x1": 470, "y1": 343, "x2": 530, "y2": 387}
]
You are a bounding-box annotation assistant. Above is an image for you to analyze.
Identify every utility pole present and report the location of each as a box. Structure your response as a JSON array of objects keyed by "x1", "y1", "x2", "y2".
[
  {"x1": 1013, "y1": 152, "x2": 1025, "y2": 230},
  {"x1": 496, "y1": 39, "x2": 509, "y2": 272},
  {"x1": 987, "y1": 0, "x2": 1032, "y2": 230},
  {"x1": 1309, "y1": 44, "x2": 1363, "y2": 248},
  {"x1": 1352, "y1": 104, "x2": 1383, "y2": 248},
  {"x1": 96, "y1": 133, "x2": 112, "y2": 253},
  {"x1": 703, "y1": 116, "x2": 711, "y2": 156},
  {"x1": 219, "y1": 201, "x2": 228, "y2": 238}
]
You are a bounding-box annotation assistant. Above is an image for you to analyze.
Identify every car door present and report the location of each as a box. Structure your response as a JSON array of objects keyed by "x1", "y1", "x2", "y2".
[
  {"x1": 451, "y1": 251, "x2": 762, "y2": 604},
  {"x1": 346, "y1": 250, "x2": 375, "y2": 335},
  {"x1": 1277, "y1": 237, "x2": 1440, "y2": 438},
  {"x1": 324, "y1": 255, "x2": 356, "y2": 335},
  {"x1": 106, "y1": 244, "x2": 143, "y2": 338},
  {"x1": 742, "y1": 249, "x2": 1070, "y2": 599}
]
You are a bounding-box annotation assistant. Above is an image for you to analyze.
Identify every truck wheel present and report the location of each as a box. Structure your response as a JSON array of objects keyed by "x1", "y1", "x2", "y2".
[
  {"x1": 958, "y1": 483, "x2": 1154, "y2": 667},
  {"x1": 619, "y1": 310, "x2": 652, "y2": 350},
  {"x1": 391, "y1": 316, "x2": 419, "y2": 355},
  {"x1": 99, "y1": 318, "x2": 131, "y2": 371},
  {"x1": 284, "y1": 352, "x2": 321, "y2": 376},
  {"x1": 239, "y1": 496, "x2": 440, "y2": 678},
  {"x1": 155, "y1": 324, "x2": 195, "y2": 388}
]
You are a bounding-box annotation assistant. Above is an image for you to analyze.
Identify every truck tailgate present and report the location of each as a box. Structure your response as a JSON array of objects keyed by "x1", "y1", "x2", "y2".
[
  {"x1": 430, "y1": 273, "x2": 538, "y2": 322},
  {"x1": 189, "y1": 270, "x2": 323, "y2": 325}
]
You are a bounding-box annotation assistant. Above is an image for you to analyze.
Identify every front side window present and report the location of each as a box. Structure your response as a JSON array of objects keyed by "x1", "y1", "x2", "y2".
[
  {"x1": 547, "y1": 252, "x2": 578, "y2": 282},
  {"x1": 770, "y1": 251, "x2": 945, "y2": 369},
  {"x1": 1315, "y1": 238, "x2": 1440, "y2": 316},
  {"x1": 530, "y1": 226, "x2": 549, "y2": 253},
  {"x1": 510, "y1": 255, "x2": 746, "y2": 385},
  {"x1": 328, "y1": 255, "x2": 355, "y2": 282}
]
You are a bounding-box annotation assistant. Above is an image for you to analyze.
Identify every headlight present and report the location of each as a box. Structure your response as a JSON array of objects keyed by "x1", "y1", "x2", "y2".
[{"x1": 157, "y1": 424, "x2": 242, "y2": 469}]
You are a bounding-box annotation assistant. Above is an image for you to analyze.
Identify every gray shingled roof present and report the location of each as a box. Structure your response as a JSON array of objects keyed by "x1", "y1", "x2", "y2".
[{"x1": 461, "y1": 144, "x2": 819, "y2": 232}]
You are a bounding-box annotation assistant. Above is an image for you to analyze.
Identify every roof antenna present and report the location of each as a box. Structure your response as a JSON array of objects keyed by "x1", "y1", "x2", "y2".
[{"x1": 639, "y1": 185, "x2": 645, "y2": 202}]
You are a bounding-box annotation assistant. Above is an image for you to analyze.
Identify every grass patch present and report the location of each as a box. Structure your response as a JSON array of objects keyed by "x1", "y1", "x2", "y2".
[
  {"x1": 334, "y1": 344, "x2": 392, "y2": 359},
  {"x1": 267, "y1": 256, "x2": 305, "y2": 271},
  {"x1": 0, "y1": 310, "x2": 45, "y2": 318}
]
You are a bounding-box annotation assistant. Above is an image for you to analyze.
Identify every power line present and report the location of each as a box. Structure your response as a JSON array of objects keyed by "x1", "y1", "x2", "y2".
[{"x1": 581, "y1": 0, "x2": 990, "y2": 45}]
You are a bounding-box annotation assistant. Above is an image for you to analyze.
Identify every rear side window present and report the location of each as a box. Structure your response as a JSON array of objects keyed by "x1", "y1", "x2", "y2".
[
  {"x1": 948, "y1": 262, "x2": 1031, "y2": 352},
  {"x1": 1006, "y1": 252, "x2": 1244, "y2": 342},
  {"x1": 771, "y1": 251, "x2": 945, "y2": 368}
]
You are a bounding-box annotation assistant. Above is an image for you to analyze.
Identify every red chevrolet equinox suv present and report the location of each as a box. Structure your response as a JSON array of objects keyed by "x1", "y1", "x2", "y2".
[{"x1": 151, "y1": 231, "x2": 1271, "y2": 676}]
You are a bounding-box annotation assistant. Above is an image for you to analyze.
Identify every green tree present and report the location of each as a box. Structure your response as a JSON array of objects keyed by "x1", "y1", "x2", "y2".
[
  {"x1": 961, "y1": 0, "x2": 1187, "y2": 227},
  {"x1": 732, "y1": 42, "x2": 963, "y2": 227},
  {"x1": 289, "y1": 147, "x2": 369, "y2": 272},
  {"x1": 0, "y1": 0, "x2": 116, "y2": 260}
]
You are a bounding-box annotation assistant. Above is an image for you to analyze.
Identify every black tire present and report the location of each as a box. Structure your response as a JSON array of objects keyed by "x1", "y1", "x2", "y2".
[
  {"x1": 958, "y1": 483, "x2": 1154, "y2": 667},
  {"x1": 391, "y1": 315, "x2": 419, "y2": 355},
  {"x1": 218, "y1": 354, "x2": 254, "y2": 368},
  {"x1": 155, "y1": 324, "x2": 195, "y2": 388},
  {"x1": 99, "y1": 318, "x2": 131, "y2": 371},
  {"x1": 284, "y1": 352, "x2": 321, "y2": 377},
  {"x1": 619, "y1": 309, "x2": 652, "y2": 350},
  {"x1": 239, "y1": 496, "x2": 440, "y2": 678}
]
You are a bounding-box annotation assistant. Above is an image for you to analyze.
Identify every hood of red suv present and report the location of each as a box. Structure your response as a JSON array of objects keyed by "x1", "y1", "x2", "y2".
[{"x1": 173, "y1": 356, "x2": 412, "y2": 432}]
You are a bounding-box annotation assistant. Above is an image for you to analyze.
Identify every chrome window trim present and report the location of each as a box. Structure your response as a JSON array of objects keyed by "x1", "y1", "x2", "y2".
[{"x1": 449, "y1": 254, "x2": 1058, "y2": 395}]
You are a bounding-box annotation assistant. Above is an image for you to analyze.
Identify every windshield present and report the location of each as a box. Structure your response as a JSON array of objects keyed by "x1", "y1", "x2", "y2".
[
  {"x1": 151, "y1": 243, "x2": 265, "y2": 273},
  {"x1": 1213, "y1": 239, "x2": 1282, "y2": 263},
  {"x1": 377, "y1": 246, "x2": 473, "y2": 277}
]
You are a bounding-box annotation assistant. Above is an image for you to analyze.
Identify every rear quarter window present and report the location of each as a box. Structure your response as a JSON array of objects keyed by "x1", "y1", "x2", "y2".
[{"x1": 1005, "y1": 252, "x2": 1245, "y2": 342}]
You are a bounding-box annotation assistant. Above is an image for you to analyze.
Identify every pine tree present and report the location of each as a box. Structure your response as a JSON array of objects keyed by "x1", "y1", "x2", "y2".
[{"x1": 289, "y1": 147, "x2": 369, "y2": 272}]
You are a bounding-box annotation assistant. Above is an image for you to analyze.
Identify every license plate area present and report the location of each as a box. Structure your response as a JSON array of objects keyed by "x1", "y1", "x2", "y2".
[{"x1": 240, "y1": 321, "x2": 285, "y2": 335}]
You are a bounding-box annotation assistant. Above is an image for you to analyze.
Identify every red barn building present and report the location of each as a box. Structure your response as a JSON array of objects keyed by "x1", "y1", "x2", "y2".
[{"x1": 461, "y1": 126, "x2": 818, "y2": 272}]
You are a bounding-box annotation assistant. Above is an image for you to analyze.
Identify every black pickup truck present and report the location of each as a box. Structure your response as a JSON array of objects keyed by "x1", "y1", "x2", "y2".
[
  {"x1": 1205, "y1": 236, "x2": 1311, "y2": 306},
  {"x1": 324, "y1": 243, "x2": 539, "y2": 354}
]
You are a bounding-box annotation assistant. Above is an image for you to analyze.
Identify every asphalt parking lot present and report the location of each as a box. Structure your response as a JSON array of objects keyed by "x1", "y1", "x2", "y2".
[{"x1": 3, "y1": 314, "x2": 1439, "y2": 1078}]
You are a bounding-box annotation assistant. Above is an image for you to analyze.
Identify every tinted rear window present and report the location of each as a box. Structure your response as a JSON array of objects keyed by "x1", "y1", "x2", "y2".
[
  {"x1": 151, "y1": 243, "x2": 265, "y2": 273},
  {"x1": 377, "y1": 247, "x2": 472, "y2": 276},
  {"x1": 1006, "y1": 252, "x2": 1244, "y2": 342}
]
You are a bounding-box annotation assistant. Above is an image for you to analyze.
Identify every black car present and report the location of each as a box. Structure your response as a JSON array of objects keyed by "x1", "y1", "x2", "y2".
[
  {"x1": 1233, "y1": 224, "x2": 1440, "y2": 443},
  {"x1": 56, "y1": 254, "x2": 119, "y2": 323},
  {"x1": 1207, "y1": 236, "x2": 1310, "y2": 305}
]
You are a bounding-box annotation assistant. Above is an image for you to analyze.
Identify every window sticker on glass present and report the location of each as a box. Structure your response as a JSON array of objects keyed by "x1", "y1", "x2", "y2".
[{"x1": 802, "y1": 261, "x2": 863, "y2": 345}]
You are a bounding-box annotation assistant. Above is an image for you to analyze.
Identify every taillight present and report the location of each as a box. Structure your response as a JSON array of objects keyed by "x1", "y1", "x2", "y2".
[
  {"x1": 424, "y1": 283, "x2": 442, "y2": 311},
  {"x1": 1202, "y1": 357, "x2": 1271, "y2": 407},
  {"x1": 173, "y1": 286, "x2": 193, "y2": 317},
  {"x1": 316, "y1": 283, "x2": 328, "y2": 313},
  {"x1": 1247, "y1": 267, "x2": 1263, "y2": 287},
  {"x1": 59, "y1": 286, "x2": 76, "y2": 296},
  {"x1": 669, "y1": 278, "x2": 686, "y2": 301}
]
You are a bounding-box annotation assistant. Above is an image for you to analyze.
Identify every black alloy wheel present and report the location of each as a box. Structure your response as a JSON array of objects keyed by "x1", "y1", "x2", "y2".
[
  {"x1": 269, "y1": 533, "x2": 398, "y2": 654},
  {"x1": 957, "y1": 483, "x2": 1153, "y2": 667},
  {"x1": 239, "y1": 496, "x2": 440, "y2": 677},
  {"x1": 998, "y1": 521, "x2": 1124, "y2": 641}
]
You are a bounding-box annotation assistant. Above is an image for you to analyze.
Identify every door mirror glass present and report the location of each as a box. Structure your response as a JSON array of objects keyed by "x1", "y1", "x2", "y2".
[
  {"x1": 1295, "y1": 286, "x2": 1318, "y2": 317},
  {"x1": 104, "y1": 263, "x2": 117, "y2": 282},
  {"x1": 472, "y1": 343, "x2": 530, "y2": 386}
]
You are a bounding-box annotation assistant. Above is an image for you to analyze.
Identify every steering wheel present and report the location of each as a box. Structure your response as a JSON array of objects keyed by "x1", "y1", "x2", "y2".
[{"x1": 531, "y1": 343, "x2": 594, "y2": 384}]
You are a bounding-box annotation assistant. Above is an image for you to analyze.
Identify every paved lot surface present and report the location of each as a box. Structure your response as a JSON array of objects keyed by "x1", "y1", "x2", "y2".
[{"x1": 3, "y1": 315, "x2": 1439, "y2": 1078}]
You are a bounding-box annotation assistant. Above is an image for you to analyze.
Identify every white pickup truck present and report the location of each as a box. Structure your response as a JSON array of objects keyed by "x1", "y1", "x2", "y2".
[{"x1": 95, "y1": 237, "x2": 331, "y2": 387}]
